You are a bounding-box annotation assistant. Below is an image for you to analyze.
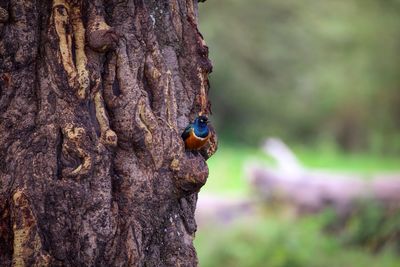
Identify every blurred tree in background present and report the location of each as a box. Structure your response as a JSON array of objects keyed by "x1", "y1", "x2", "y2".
[
  {"x1": 195, "y1": 2, "x2": 400, "y2": 266},
  {"x1": 199, "y1": 0, "x2": 400, "y2": 153}
]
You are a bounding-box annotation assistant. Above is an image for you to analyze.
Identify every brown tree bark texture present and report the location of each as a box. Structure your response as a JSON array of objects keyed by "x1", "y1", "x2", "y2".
[{"x1": 0, "y1": 0, "x2": 217, "y2": 266}]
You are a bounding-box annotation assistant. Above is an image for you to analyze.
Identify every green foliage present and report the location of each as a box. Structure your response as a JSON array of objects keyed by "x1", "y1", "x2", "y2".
[
  {"x1": 199, "y1": 0, "x2": 400, "y2": 152},
  {"x1": 195, "y1": 214, "x2": 400, "y2": 267},
  {"x1": 339, "y1": 201, "x2": 400, "y2": 252}
]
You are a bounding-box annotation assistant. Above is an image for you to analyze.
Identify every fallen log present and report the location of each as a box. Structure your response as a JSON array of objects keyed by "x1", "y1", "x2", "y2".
[{"x1": 247, "y1": 138, "x2": 400, "y2": 215}]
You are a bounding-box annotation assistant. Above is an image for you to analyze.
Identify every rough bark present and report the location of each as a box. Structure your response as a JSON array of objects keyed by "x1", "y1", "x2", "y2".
[{"x1": 0, "y1": 0, "x2": 217, "y2": 266}]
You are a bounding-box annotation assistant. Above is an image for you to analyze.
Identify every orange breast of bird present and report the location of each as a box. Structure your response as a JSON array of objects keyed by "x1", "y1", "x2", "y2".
[{"x1": 185, "y1": 129, "x2": 210, "y2": 150}]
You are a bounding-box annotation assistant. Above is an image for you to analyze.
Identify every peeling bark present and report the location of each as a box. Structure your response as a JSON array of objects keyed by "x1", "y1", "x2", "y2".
[{"x1": 0, "y1": 0, "x2": 216, "y2": 266}]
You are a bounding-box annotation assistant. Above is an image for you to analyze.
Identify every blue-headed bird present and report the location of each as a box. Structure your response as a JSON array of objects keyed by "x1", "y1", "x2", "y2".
[{"x1": 181, "y1": 115, "x2": 210, "y2": 150}]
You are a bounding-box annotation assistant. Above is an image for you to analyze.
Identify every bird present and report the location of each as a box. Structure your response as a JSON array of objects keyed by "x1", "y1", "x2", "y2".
[{"x1": 181, "y1": 115, "x2": 210, "y2": 150}]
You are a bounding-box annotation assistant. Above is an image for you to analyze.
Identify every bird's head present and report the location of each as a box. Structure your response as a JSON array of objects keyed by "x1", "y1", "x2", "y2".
[
  {"x1": 194, "y1": 115, "x2": 209, "y2": 128},
  {"x1": 192, "y1": 115, "x2": 210, "y2": 138}
]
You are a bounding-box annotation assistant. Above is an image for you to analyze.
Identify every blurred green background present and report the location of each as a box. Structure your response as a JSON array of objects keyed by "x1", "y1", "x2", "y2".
[{"x1": 195, "y1": 0, "x2": 400, "y2": 266}]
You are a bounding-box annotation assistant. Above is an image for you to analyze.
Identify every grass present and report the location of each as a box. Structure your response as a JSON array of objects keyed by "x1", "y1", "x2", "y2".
[{"x1": 294, "y1": 146, "x2": 400, "y2": 173}]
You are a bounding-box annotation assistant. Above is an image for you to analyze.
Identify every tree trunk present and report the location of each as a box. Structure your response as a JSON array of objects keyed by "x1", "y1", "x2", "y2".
[{"x1": 0, "y1": 0, "x2": 216, "y2": 266}]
